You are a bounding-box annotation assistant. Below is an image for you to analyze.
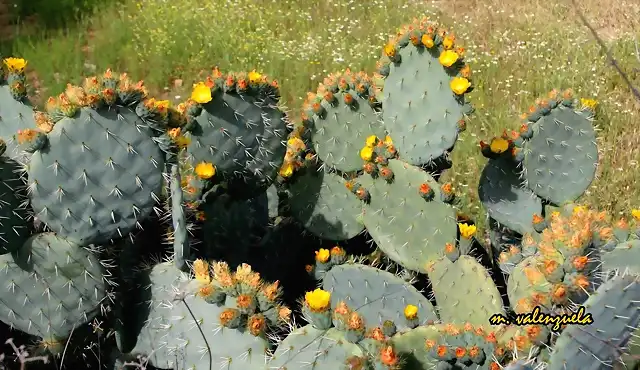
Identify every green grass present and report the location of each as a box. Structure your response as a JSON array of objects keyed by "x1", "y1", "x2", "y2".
[{"x1": 3, "y1": 0, "x2": 640, "y2": 228}]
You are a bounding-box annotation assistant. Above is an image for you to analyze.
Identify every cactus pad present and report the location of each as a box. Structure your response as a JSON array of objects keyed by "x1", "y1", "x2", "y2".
[
  {"x1": 269, "y1": 326, "x2": 364, "y2": 369},
  {"x1": 427, "y1": 255, "x2": 505, "y2": 325},
  {"x1": 521, "y1": 92, "x2": 598, "y2": 204},
  {"x1": 390, "y1": 325, "x2": 441, "y2": 369},
  {"x1": 302, "y1": 70, "x2": 386, "y2": 172},
  {"x1": 378, "y1": 18, "x2": 473, "y2": 165},
  {"x1": 547, "y1": 274, "x2": 640, "y2": 370},
  {"x1": 0, "y1": 232, "x2": 107, "y2": 341},
  {"x1": 184, "y1": 70, "x2": 289, "y2": 195},
  {"x1": 27, "y1": 106, "x2": 166, "y2": 245},
  {"x1": 479, "y1": 156, "x2": 542, "y2": 235},
  {"x1": 599, "y1": 240, "x2": 640, "y2": 276},
  {"x1": 130, "y1": 262, "x2": 270, "y2": 370},
  {"x1": 322, "y1": 263, "x2": 438, "y2": 330},
  {"x1": 357, "y1": 159, "x2": 457, "y2": 272},
  {"x1": 0, "y1": 152, "x2": 30, "y2": 254},
  {"x1": 287, "y1": 169, "x2": 365, "y2": 240},
  {"x1": 0, "y1": 68, "x2": 37, "y2": 157}
]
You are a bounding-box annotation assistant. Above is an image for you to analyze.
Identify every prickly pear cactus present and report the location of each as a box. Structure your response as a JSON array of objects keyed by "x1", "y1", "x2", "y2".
[
  {"x1": 269, "y1": 326, "x2": 365, "y2": 369},
  {"x1": 301, "y1": 69, "x2": 386, "y2": 172},
  {"x1": 183, "y1": 69, "x2": 289, "y2": 197},
  {"x1": 322, "y1": 263, "x2": 438, "y2": 330},
  {"x1": 0, "y1": 233, "x2": 107, "y2": 342},
  {"x1": 26, "y1": 71, "x2": 171, "y2": 245},
  {"x1": 600, "y1": 239, "x2": 640, "y2": 276},
  {"x1": 478, "y1": 154, "x2": 543, "y2": 235},
  {"x1": 547, "y1": 273, "x2": 640, "y2": 370},
  {"x1": 0, "y1": 139, "x2": 30, "y2": 254},
  {"x1": 377, "y1": 17, "x2": 473, "y2": 166},
  {"x1": 128, "y1": 260, "x2": 290, "y2": 370},
  {"x1": 519, "y1": 90, "x2": 598, "y2": 205},
  {"x1": 0, "y1": 57, "x2": 37, "y2": 156},
  {"x1": 356, "y1": 158, "x2": 458, "y2": 272},
  {"x1": 286, "y1": 167, "x2": 365, "y2": 241},
  {"x1": 427, "y1": 255, "x2": 505, "y2": 325}
]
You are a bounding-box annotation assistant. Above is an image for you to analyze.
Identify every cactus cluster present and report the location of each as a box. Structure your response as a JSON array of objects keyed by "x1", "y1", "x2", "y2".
[{"x1": 0, "y1": 15, "x2": 639, "y2": 370}]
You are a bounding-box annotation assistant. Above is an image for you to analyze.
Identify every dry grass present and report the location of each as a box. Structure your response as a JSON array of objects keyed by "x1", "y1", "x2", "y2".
[{"x1": 3, "y1": 0, "x2": 640, "y2": 226}]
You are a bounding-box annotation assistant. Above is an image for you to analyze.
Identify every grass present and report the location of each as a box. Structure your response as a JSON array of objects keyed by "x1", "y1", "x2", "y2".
[{"x1": 2, "y1": 0, "x2": 640, "y2": 227}]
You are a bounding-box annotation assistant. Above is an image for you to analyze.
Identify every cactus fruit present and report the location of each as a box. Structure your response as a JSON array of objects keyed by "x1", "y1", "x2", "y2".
[
  {"x1": 322, "y1": 263, "x2": 438, "y2": 331},
  {"x1": 356, "y1": 159, "x2": 457, "y2": 272},
  {"x1": 0, "y1": 57, "x2": 38, "y2": 157},
  {"x1": 0, "y1": 139, "x2": 30, "y2": 254},
  {"x1": 0, "y1": 233, "x2": 107, "y2": 342},
  {"x1": 128, "y1": 260, "x2": 289, "y2": 370},
  {"x1": 27, "y1": 72, "x2": 171, "y2": 245},
  {"x1": 547, "y1": 273, "x2": 640, "y2": 370},
  {"x1": 286, "y1": 168, "x2": 365, "y2": 241},
  {"x1": 183, "y1": 68, "x2": 290, "y2": 197},
  {"x1": 427, "y1": 255, "x2": 505, "y2": 325},
  {"x1": 519, "y1": 89, "x2": 598, "y2": 205},
  {"x1": 377, "y1": 17, "x2": 473, "y2": 166},
  {"x1": 301, "y1": 69, "x2": 386, "y2": 172},
  {"x1": 478, "y1": 155, "x2": 543, "y2": 235}
]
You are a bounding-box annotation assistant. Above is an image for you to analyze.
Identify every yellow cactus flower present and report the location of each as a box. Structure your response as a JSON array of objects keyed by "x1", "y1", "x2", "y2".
[
  {"x1": 458, "y1": 223, "x2": 477, "y2": 239},
  {"x1": 580, "y1": 98, "x2": 598, "y2": 110},
  {"x1": 450, "y1": 77, "x2": 471, "y2": 95},
  {"x1": 191, "y1": 82, "x2": 212, "y2": 104},
  {"x1": 384, "y1": 43, "x2": 396, "y2": 57},
  {"x1": 489, "y1": 138, "x2": 509, "y2": 154},
  {"x1": 193, "y1": 259, "x2": 211, "y2": 283},
  {"x1": 195, "y1": 161, "x2": 216, "y2": 179},
  {"x1": 404, "y1": 304, "x2": 418, "y2": 320},
  {"x1": 360, "y1": 146, "x2": 374, "y2": 161},
  {"x1": 631, "y1": 209, "x2": 640, "y2": 221},
  {"x1": 365, "y1": 135, "x2": 378, "y2": 147},
  {"x1": 279, "y1": 162, "x2": 294, "y2": 178},
  {"x1": 383, "y1": 135, "x2": 393, "y2": 146},
  {"x1": 421, "y1": 35, "x2": 435, "y2": 48},
  {"x1": 305, "y1": 288, "x2": 331, "y2": 312},
  {"x1": 315, "y1": 248, "x2": 330, "y2": 263},
  {"x1": 248, "y1": 70, "x2": 262, "y2": 84},
  {"x1": 3, "y1": 57, "x2": 27, "y2": 73},
  {"x1": 287, "y1": 136, "x2": 305, "y2": 151},
  {"x1": 572, "y1": 205, "x2": 587, "y2": 214},
  {"x1": 438, "y1": 50, "x2": 459, "y2": 67},
  {"x1": 442, "y1": 36, "x2": 455, "y2": 49}
]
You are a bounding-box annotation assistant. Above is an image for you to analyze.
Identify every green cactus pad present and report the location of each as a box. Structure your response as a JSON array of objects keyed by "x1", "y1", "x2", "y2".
[
  {"x1": 390, "y1": 325, "x2": 441, "y2": 370},
  {"x1": 322, "y1": 263, "x2": 438, "y2": 330},
  {"x1": 547, "y1": 274, "x2": 640, "y2": 370},
  {"x1": 522, "y1": 98, "x2": 598, "y2": 205},
  {"x1": 130, "y1": 262, "x2": 268, "y2": 370},
  {"x1": 0, "y1": 82, "x2": 37, "y2": 157},
  {"x1": 269, "y1": 326, "x2": 364, "y2": 369},
  {"x1": 184, "y1": 74, "x2": 289, "y2": 195},
  {"x1": 357, "y1": 159, "x2": 457, "y2": 272},
  {"x1": 427, "y1": 255, "x2": 505, "y2": 325},
  {"x1": 478, "y1": 156, "x2": 542, "y2": 235},
  {"x1": 379, "y1": 20, "x2": 472, "y2": 166},
  {"x1": 0, "y1": 154, "x2": 30, "y2": 254},
  {"x1": 27, "y1": 106, "x2": 166, "y2": 245},
  {"x1": 302, "y1": 70, "x2": 386, "y2": 172},
  {"x1": 599, "y1": 240, "x2": 640, "y2": 275},
  {"x1": 506, "y1": 256, "x2": 552, "y2": 313},
  {"x1": 287, "y1": 169, "x2": 364, "y2": 240},
  {"x1": 0, "y1": 232, "x2": 107, "y2": 341}
]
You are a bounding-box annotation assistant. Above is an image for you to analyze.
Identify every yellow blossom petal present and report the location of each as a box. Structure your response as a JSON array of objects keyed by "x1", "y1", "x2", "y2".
[
  {"x1": 489, "y1": 138, "x2": 509, "y2": 154},
  {"x1": 279, "y1": 162, "x2": 294, "y2": 178},
  {"x1": 315, "y1": 248, "x2": 330, "y2": 263},
  {"x1": 450, "y1": 77, "x2": 471, "y2": 95},
  {"x1": 191, "y1": 82, "x2": 212, "y2": 104},
  {"x1": 3, "y1": 57, "x2": 27, "y2": 73},
  {"x1": 631, "y1": 209, "x2": 640, "y2": 221},
  {"x1": 404, "y1": 304, "x2": 418, "y2": 320},
  {"x1": 438, "y1": 50, "x2": 459, "y2": 67},
  {"x1": 365, "y1": 135, "x2": 378, "y2": 147},
  {"x1": 305, "y1": 288, "x2": 331, "y2": 311},
  {"x1": 360, "y1": 146, "x2": 374, "y2": 161},
  {"x1": 458, "y1": 223, "x2": 477, "y2": 239},
  {"x1": 248, "y1": 70, "x2": 262, "y2": 84},
  {"x1": 195, "y1": 162, "x2": 216, "y2": 179}
]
